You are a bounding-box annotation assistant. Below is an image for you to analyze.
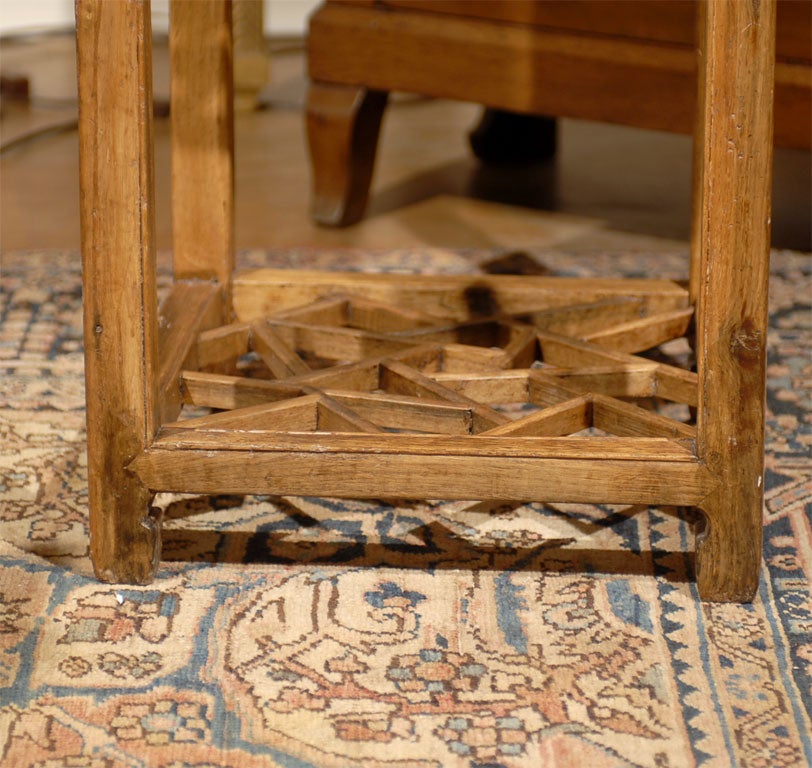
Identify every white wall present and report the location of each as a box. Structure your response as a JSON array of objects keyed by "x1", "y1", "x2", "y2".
[
  {"x1": 0, "y1": 0, "x2": 319, "y2": 36},
  {"x1": 265, "y1": 0, "x2": 320, "y2": 36},
  {"x1": 0, "y1": 0, "x2": 75, "y2": 35}
]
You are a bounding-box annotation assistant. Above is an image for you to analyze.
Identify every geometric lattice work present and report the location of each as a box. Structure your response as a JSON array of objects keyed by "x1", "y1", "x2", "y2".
[
  {"x1": 77, "y1": 0, "x2": 775, "y2": 599},
  {"x1": 133, "y1": 271, "x2": 710, "y2": 509},
  {"x1": 177, "y1": 274, "x2": 697, "y2": 439}
]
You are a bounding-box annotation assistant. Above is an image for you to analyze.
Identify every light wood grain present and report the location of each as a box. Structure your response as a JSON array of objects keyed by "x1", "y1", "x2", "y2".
[
  {"x1": 439, "y1": 343, "x2": 514, "y2": 373},
  {"x1": 324, "y1": 390, "x2": 473, "y2": 433},
  {"x1": 76, "y1": 0, "x2": 161, "y2": 583},
  {"x1": 520, "y1": 298, "x2": 647, "y2": 337},
  {"x1": 182, "y1": 370, "x2": 303, "y2": 409},
  {"x1": 500, "y1": 326, "x2": 539, "y2": 368},
  {"x1": 196, "y1": 322, "x2": 251, "y2": 371},
  {"x1": 592, "y1": 394, "x2": 695, "y2": 439},
  {"x1": 132, "y1": 437, "x2": 713, "y2": 506},
  {"x1": 694, "y1": 0, "x2": 775, "y2": 601},
  {"x1": 268, "y1": 320, "x2": 416, "y2": 362},
  {"x1": 537, "y1": 330, "x2": 698, "y2": 406},
  {"x1": 429, "y1": 370, "x2": 531, "y2": 403},
  {"x1": 170, "y1": 0, "x2": 234, "y2": 297},
  {"x1": 583, "y1": 308, "x2": 694, "y2": 354},
  {"x1": 317, "y1": 396, "x2": 383, "y2": 433},
  {"x1": 347, "y1": 297, "x2": 441, "y2": 332},
  {"x1": 166, "y1": 394, "x2": 321, "y2": 431},
  {"x1": 147, "y1": 429, "x2": 697, "y2": 461},
  {"x1": 540, "y1": 365, "x2": 658, "y2": 399},
  {"x1": 279, "y1": 343, "x2": 443, "y2": 391},
  {"x1": 380, "y1": 360, "x2": 508, "y2": 432},
  {"x1": 251, "y1": 321, "x2": 311, "y2": 378},
  {"x1": 232, "y1": 270, "x2": 689, "y2": 322},
  {"x1": 158, "y1": 282, "x2": 222, "y2": 423},
  {"x1": 481, "y1": 397, "x2": 593, "y2": 438}
]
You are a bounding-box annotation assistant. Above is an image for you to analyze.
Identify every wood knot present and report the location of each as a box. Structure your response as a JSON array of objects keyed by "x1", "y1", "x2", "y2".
[{"x1": 729, "y1": 323, "x2": 763, "y2": 364}]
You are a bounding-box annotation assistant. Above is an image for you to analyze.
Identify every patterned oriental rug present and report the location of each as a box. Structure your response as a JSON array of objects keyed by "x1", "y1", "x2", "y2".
[{"x1": 1, "y1": 247, "x2": 810, "y2": 768}]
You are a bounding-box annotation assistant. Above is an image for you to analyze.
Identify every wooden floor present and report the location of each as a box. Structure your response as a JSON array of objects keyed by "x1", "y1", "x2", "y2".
[{"x1": 1, "y1": 31, "x2": 810, "y2": 255}]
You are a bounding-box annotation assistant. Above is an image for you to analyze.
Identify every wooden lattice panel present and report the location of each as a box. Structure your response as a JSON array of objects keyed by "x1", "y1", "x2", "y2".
[
  {"x1": 133, "y1": 271, "x2": 714, "y2": 508},
  {"x1": 77, "y1": 0, "x2": 774, "y2": 598}
]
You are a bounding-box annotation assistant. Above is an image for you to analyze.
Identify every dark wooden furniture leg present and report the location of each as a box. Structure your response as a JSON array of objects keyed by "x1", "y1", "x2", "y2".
[
  {"x1": 469, "y1": 109, "x2": 558, "y2": 165},
  {"x1": 306, "y1": 83, "x2": 388, "y2": 226}
]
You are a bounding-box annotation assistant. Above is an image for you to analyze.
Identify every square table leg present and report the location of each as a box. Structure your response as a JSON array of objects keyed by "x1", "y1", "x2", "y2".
[
  {"x1": 693, "y1": 0, "x2": 776, "y2": 601},
  {"x1": 76, "y1": 0, "x2": 161, "y2": 582}
]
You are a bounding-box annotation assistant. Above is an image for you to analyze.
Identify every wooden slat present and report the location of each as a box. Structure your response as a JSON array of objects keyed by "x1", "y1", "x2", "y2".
[
  {"x1": 284, "y1": 357, "x2": 380, "y2": 391},
  {"x1": 542, "y1": 365, "x2": 658, "y2": 398},
  {"x1": 481, "y1": 397, "x2": 593, "y2": 437},
  {"x1": 269, "y1": 296, "x2": 349, "y2": 325},
  {"x1": 149, "y1": 429, "x2": 697, "y2": 461},
  {"x1": 317, "y1": 397, "x2": 383, "y2": 433},
  {"x1": 181, "y1": 370, "x2": 303, "y2": 409},
  {"x1": 500, "y1": 325, "x2": 538, "y2": 367},
  {"x1": 592, "y1": 394, "x2": 696, "y2": 439},
  {"x1": 281, "y1": 343, "x2": 443, "y2": 390},
  {"x1": 346, "y1": 297, "x2": 441, "y2": 332},
  {"x1": 197, "y1": 323, "x2": 251, "y2": 369},
  {"x1": 251, "y1": 321, "x2": 311, "y2": 377},
  {"x1": 76, "y1": 0, "x2": 160, "y2": 583},
  {"x1": 323, "y1": 390, "x2": 473, "y2": 434},
  {"x1": 527, "y1": 370, "x2": 591, "y2": 407},
  {"x1": 688, "y1": 0, "x2": 706, "y2": 309},
  {"x1": 430, "y1": 370, "x2": 530, "y2": 403},
  {"x1": 132, "y1": 443, "x2": 714, "y2": 506},
  {"x1": 169, "y1": 0, "x2": 234, "y2": 297},
  {"x1": 157, "y1": 282, "x2": 222, "y2": 423},
  {"x1": 232, "y1": 269, "x2": 689, "y2": 322},
  {"x1": 268, "y1": 321, "x2": 416, "y2": 362},
  {"x1": 439, "y1": 343, "x2": 512, "y2": 372},
  {"x1": 380, "y1": 360, "x2": 508, "y2": 431},
  {"x1": 519, "y1": 297, "x2": 648, "y2": 336},
  {"x1": 165, "y1": 394, "x2": 321, "y2": 431},
  {"x1": 537, "y1": 330, "x2": 698, "y2": 406},
  {"x1": 582, "y1": 307, "x2": 694, "y2": 353},
  {"x1": 394, "y1": 318, "x2": 506, "y2": 346}
]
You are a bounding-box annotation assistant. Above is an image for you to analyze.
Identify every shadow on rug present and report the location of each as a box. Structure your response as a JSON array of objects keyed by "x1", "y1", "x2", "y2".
[{"x1": 1, "y1": 248, "x2": 810, "y2": 768}]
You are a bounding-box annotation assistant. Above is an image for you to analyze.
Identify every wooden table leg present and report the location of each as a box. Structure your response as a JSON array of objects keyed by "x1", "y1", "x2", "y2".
[
  {"x1": 306, "y1": 82, "x2": 388, "y2": 227},
  {"x1": 694, "y1": 0, "x2": 776, "y2": 601},
  {"x1": 76, "y1": 0, "x2": 161, "y2": 583},
  {"x1": 170, "y1": 0, "x2": 234, "y2": 316}
]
